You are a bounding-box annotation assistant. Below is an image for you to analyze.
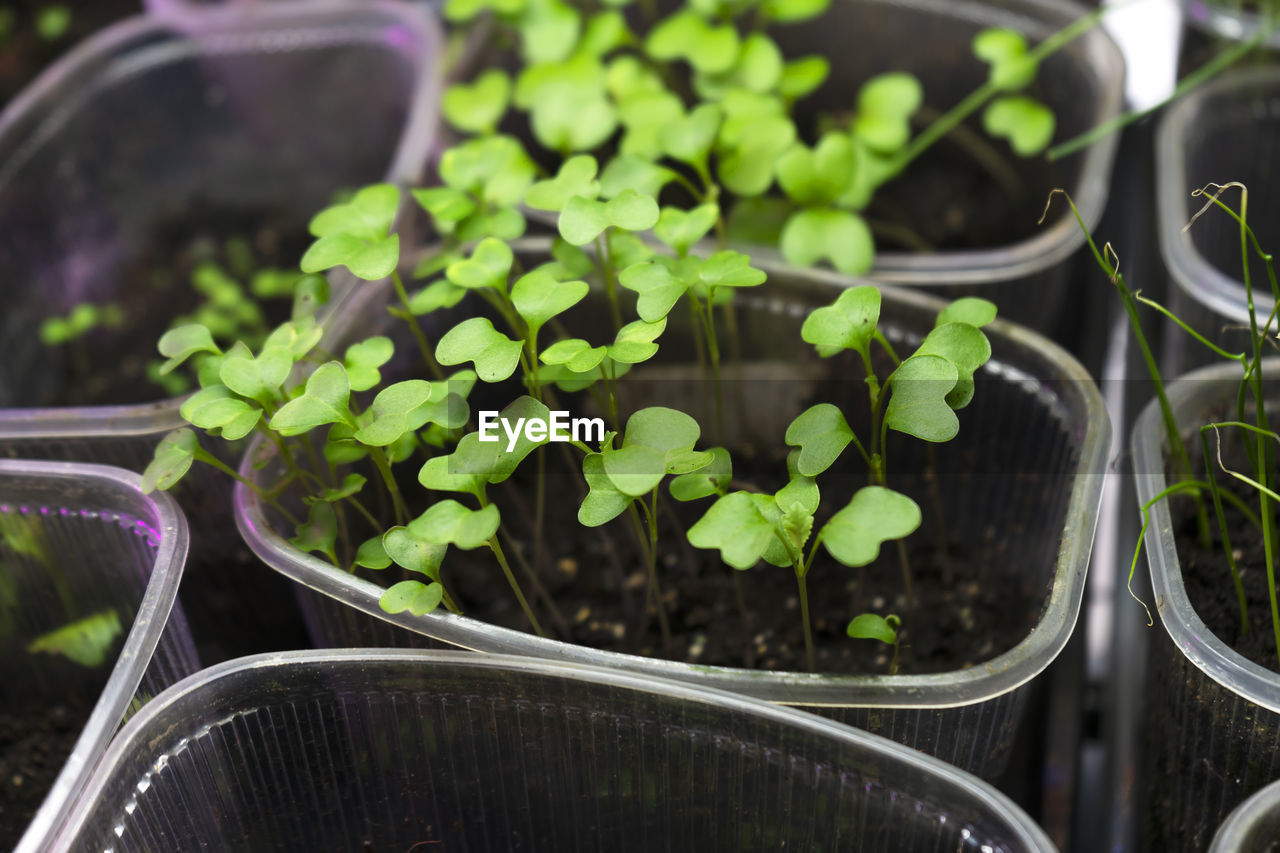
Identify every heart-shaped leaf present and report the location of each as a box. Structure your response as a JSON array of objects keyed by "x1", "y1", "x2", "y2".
[
  {"x1": 541, "y1": 337, "x2": 609, "y2": 373},
  {"x1": 301, "y1": 232, "x2": 399, "y2": 281},
  {"x1": 884, "y1": 354, "x2": 960, "y2": 442},
  {"x1": 776, "y1": 450, "x2": 820, "y2": 515},
  {"x1": 440, "y1": 135, "x2": 537, "y2": 206},
  {"x1": 157, "y1": 325, "x2": 219, "y2": 375},
  {"x1": 142, "y1": 429, "x2": 198, "y2": 493},
  {"x1": 660, "y1": 103, "x2": 722, "y2": 165},
  {"x1": 853, "y1": 72, "x2": 922, "y2": 154},
  {"x1": 687, "y1": 491, "x2": 776, "y2": 569},
  {"x1": 220, "y1": 346, "x2": 292, "y2": 402},
  {"x1": 355, "y1": 535, "x2": 391, "y2": 570},
  {"x1": 821, "y1": 486, "x2": 921, "y2": 567},
  {"x1": 412, "y1": 187, "x2": 477, "y2": 226},
  {"x1": 606, "y1": 189, "x2": 660, "y2": 232},
  {"x1": 777, "y1": 133, "x2": 855, "y2": 205},
  {"x1": 436, "y1": 317, "x2": 523, "y2": 382},
  {"x1": 447, "y1": 238, "x2": 514, "y2": 291},
  {"x1": 937, "y1": 297, "x2": 997, "y2": 328},
  {"x1": 270, "y1": 362, "x2": 353, "y2": 436},
  {"x1": 619, "y1": 261, "x2": 689, "y2": 323},
  {"x1": 646, "y1": 10, "x2": 740, "y2": 74},
  {"x1": 699, "y1": 251, "x2": 766, "y2": 289},
  {"x1": 982, "y1": 95, "x2": 1056, "y2": 156},
  {"x1": 309, "y1": 184, "x2": 399, "y2": 240},
  {"x1": 800, "y1": 285, "x2": 880, "y2": 358},
  {"x1": 519, "y1": 0, "x2": 581, "y2": 63},
  {"x1": 311, "y1": 473, "x2": 367, "y2": 505},
  {"x1": 603, "y1": 444, "x2": 668, "y2": 496},
  {"x1": 559, "y1": 195, "x2": 611, "y2": 245},
  {"x1": 654, "y1": 204, "x2": 718, "y2": 255},
  {"x1": 972, "y1": 27, "x2": 1037, "y2": 91},
  {"x1": 599, "y1": 155, "x2": 677, "y2": 199},
  {"x1": 291, "y1": 502, "x2": 338, "y2": 563},
  {"x1": 525, "y1": 155, "x2": 600, "y2": 211},
  {"x1": 343, "y1": 336, "x2": 394, "y2": 392},
  {"x1": 27, "y1": 610, "x2": 122, "y2": 668},
  {"x1": 847, "y1": 612, "x2": 899, "y2": 644},
  {"x1": 607, "y1": 317, "x2": 666, "y2": 364},
  {"x1": 579, "y1": 452, "x2": 633, "y2": 526},
  {"x1": 785, "y1": 404, "x2": 854, "y2": 476},
  {"x1": 780, "y1": 208, "x2": 874, "y2": 275},
  {"x1": 778, "y1": 56, "x2": 829, "y2": 100},
  {"x1": 443, "y1": 70, "x2": 511, "y2": 135},
  {"x1": 717, "y1": 114, "x2": 797, "y2": 197},
  {"x1": 512, "y1": 269, "x2": 589, "y2": 333},
  {"x1": 418, "y1": 500, "x2": 501, "y2": 549},
  {"x1": 355, "y1": 380, "x2": 434, "y2": 446},
  {"x1": 912, "y1": 322, "x2": 991, "y2": 409},
  {"x1": 384, "y1": 522, "x2": 448, "y2": 578},
  {"x1": 408, "y1": 280, "x2": 468, "y2": 316},
  {"x1": 484, "y1": 396, "x2": 554, "y2": 483},
  {"x1": 379, "y1": 580, "x2": 445, "y2": 616},
  {"x1": 670, "y1": 445, "x2": 732, "y2": 501},
  {"x1": 180, "y1": 385, "x2": 256, "y2": 432}
]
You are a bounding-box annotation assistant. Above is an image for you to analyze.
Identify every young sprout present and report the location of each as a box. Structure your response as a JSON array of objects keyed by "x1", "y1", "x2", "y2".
[{"x1": 846, "y1": 612, "x2": 901, "y2": 674}]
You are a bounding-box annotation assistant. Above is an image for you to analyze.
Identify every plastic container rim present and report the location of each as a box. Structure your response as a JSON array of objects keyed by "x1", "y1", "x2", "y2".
[
  {"x1": 0, "y1": 0, "x2": 443, "y2": 442},
  {"x1": 0, "y1": 459, "x2": 189, "y2": 853},
  {"x1": 235, "y1": 243, "x2": 1111, "y2": 709},
  {"x1": 1208, "y1": 774, "x2": 1280, "y2": 852},
  {"x1": 53, "y1": 648, "x2": 1055, "y2": 853},
  {"x1": 1156, "y1": 65, "x2": 1280, "y2": 328},
  {"x1": 1132, "y1": 356, "x2": 1280, "y2": 713}
]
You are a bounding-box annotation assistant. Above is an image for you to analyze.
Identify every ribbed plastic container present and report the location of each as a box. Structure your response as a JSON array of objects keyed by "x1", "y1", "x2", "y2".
[
  {"x1": 1132, "y1": 358, "x2": 1280, "y2": 851},
  {"x1": 0, "y1": 0, "x2": 443, "y2": 661},
  {"x1": 1210, "y1": 776, "x2": 1280, "y2": 853},
  {"x1": 1156, "y1": 67, "x2": 1280, "y2": 378},
  {"x1": 54, "y1": 649, "x2": 1056, "y2": 853},
  {"x1": 1178, "y1": 1, "x2": 1280, "y2": 80},
  {"x1": 0, "y1": 460, "x2": 198, "y2": 853},
  {"x1": 235, "y1": 239, "x2": 1110, "y2": 781}
]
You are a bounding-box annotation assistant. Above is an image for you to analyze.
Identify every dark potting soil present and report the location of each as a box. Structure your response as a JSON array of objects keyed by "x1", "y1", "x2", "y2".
[
  {"x1": 424, "y1": 446, "x2": 1035, "y2": 677},
  {"x1": 0, "y1": 1, "x2": 137, "y2": 107},
  {"x1": 0, "y1": 701, "x2": 90, "y2": 848}
]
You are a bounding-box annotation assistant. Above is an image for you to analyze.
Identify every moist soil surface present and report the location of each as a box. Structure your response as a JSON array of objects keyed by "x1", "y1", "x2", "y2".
[
  {"x1": 429, "y1": 445, "x2": 1034, "y2": 677},
  {"x1": 0, "y1": 701, "x2": 90, "y2": 848}
]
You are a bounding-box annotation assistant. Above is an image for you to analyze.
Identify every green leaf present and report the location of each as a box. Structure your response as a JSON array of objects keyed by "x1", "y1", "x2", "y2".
[
  {"x1": 412, "y1": 187, "x2": 477, "y2": 225},
  {"x1": 884, "y1": 354, "x2": 960, "y2": 442},
  {"x1": 982, "y1": 95, "x2": 1056, "y2": 156},
  {"x1": 800, "y1": 285, "x2": 880, "y2": 358},
  {"x1": 606, "y1": 189, "x2": 660, "y2": 231},
  {"x1": 659, "y1": 104, "x2": 722, "y2": 165},
  {"x1": 525, "y1": 155, "x2": 599, "y2": 211},
  {"x1": 937, "y1": 297, "x2": 997, "y2": 328},
  {"x1": 777, "y1": 133, "x2": 855, "y2": 206},
  {"x1": 559, "y1": 195, "x2": 610, "y2": 246},
  {"x1": 418, "y1": 500, "x2": 501, "y2": 549},
  {"x1": 762, "y1": 0, "x2": 829, "y2": 23},
  {"x1": 578, "y1": 10, "x2": 630, "y2": 55},
  {"x1": 443, "y1": 70, "x2": 511, "y2": 134},
  {"x1": 481, "y1": 396, "x2": 554, "y2": 482},
  {"x1": 913, "y1": 322, "x2": 991, "y2": 409},
  {"x1": 608, "y1": 317, "x2": 667, "y2": 364},
  {"x1": 618, "y1": 91, "x2": 686, "y2": 159},
  {"x1": 821, "y1": 486, "x2": 921, "y2": 567},
  {"x1": 776, "y1": 450, "x2": 820, "y2": 514},
  {"x1": 778, "y1": 56, "x2": 829, "y2": 100},
  {"x1": 220, "y1": 346, "x2": 292, "y2": 401},
  {"x1": 603, "y1": 444, "x2": 668, "y2": 496},
  {"x1": 519, "y1": 0, "x2": 581, "y2": 63},
  {"x1": 292, "y1": 274, "x2": 330, "y2": 319},
  {"x1": 646, "y1": 10, "x2": 740, "y2": 74},
  {"x1": 436, "y1": 317, "x2": 523, "y2": 382},
  {"x1": 518, "y1": 56, "x2": 617, "y2": 152},
  {"x1": 512, "y1": 269, "x2": 589, "y2": 332},
  {"x1": 541, "y1": 337, "x2": 608, "y2": 373},
  {"x1": 355, "y1": 380, "x2": 435, "y2": 446},
  {"x1": 270, "y1": 362, "x2": 353, "y2": 436},
  {"x1": 687, "y1": 491, "x2": 775, "y2": 569},
  {"x1": 313, "y1": 473, "x2": 367, "y2": 504},
  {"x1": 972, "y1": 27, "x2": 1037, "y2": 91},
  {"x1": 343, "y1": 336, "x2": 395, "y2": 392},
  {"x1": 356, "y1": 535, "x2": 392, "y2": 570},
  {"x1": 654, "y1": 204, "x2": 718, "y2": 255},
  {"x1": 380, "y1": 580, "x2": 445, "y2": 616},
  {"x1": 785, "y1": 404, "x2": 853, "y2": 476},
  {"x1": 301, "y1": 232, "x2": 399, "y2": 281},
  {"x1": 619, "y1": 261, "x2": 689, "y2": 323},
  {"x1": 27, "y1": 610, "x2": 122, "y2": 668},
  {"x1": 780, "y1": 208, "x2": 874, "y2": 275},
  {"x1": 157, "y1": 325, "x2": 220, "y2": 375},
  {"x1": 670, "y1": 445, "x2": 732, "y2": 501},
  {"x1": 699, "y1": 251, "x2": 766, "y2": 289},
  {"x1": 440, "y1": 135, "x2": 536, "y2": 206},
  {"x1": 180, "y1": 385, "x2": 258, "y2": 434},
  {"x1": 141, "y1": 429, "x2": 198, "y2": 493},
  {"x1": 291, "y1": 501, "x2": 338, "y2": 563},
  {"x1": 599, "y1": 155, "x2": 676, "y2": 200},
  {"x1": 846, "y1": 612, "x2": 899, "y2": 645},
  {"x1": 408, "y1": 280, "x2": 468, "y2": 316},
  {"x1": 579, "y1": 452, "x2": 633, "y2": 526},
  {"x1": 383, "y1": 523, "x2": 447, "y2": 578},
  {"x1": 447, "y1": 238, "x2": 513, "y2": 291},
  {"x1": 309, "y1": 184, "x2": 399, "y2": 240},
  {"x1": 853, "y1": 72, "x2": 922, "y2": 155}
]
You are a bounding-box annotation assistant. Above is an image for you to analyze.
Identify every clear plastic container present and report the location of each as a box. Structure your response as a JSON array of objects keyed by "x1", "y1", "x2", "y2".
[
  {"x1": 0, "y1": 0, "x2": 443, "y2": 662},
  {"x1": 1131, "y1": 357, "x2": 1280, "y2": 850},
  {"x1": 54, "y1": 649, "x2": 1056, "y2": 852},
  {"x1": 236, "y1": 238, "x2": 1111, "y2": 781},
  {"x1": 1210, "y1": 776, "x2": 1280, "y2": 853},
  {"x1": 1156, "y1": 67, "x2": 1280, "y2": 377},
  {"x1": 0, "y1": 459, "x2": 198, "y2": 853}
]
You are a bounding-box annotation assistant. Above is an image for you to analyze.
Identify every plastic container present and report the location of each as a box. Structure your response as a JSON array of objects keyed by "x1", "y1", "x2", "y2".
[
  {"x1": 1210, "y1": 776, "x2": 1280, "y2": 853},
  {"x1": 0, "y1": 0, "x2": 443, "y2": 662},
  {"x1": 54, "y1": 649, "x2": 1056, "y2": 852},
  {"x1": 0, "y1": 459, "x2": 198, "y2": 853},
  {"x1": 235, "y1": 238, "x2": 1110, "y2": 781},
  {"x1": 1131, "y1": 357, "x2": 1280, "y2": 850},
  {"x1": 1156, "y1": 67, "x2": 1280, "y2": 377},
  {"x1": 1178, "y1": 1, "x2": 1280, "y2": 81}
]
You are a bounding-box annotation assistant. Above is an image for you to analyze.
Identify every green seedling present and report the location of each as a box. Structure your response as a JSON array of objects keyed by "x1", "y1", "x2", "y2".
[
  {"x1": 27, "y1": 609, "x2": 122, "y2": 667},
  {"x1": 846, "y1": 612, "x2": 901, "y2": 674}
]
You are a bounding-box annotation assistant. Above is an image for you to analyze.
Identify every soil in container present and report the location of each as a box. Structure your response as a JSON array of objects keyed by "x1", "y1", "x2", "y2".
[
  {"x1": 0, "y1": 698, "x2": 91, "y2": 848},
  {"x1": 0, "y1": 1, "x2": 137, "y2": 108}
]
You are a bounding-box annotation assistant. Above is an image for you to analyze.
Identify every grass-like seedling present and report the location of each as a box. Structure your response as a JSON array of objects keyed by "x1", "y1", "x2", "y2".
[{"x1": 1055, "y1": 183, "x2": 1280, "y2": 669}]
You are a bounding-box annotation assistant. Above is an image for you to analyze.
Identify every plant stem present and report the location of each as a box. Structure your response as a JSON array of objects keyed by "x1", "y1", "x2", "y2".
[
  {"x1": 499, "y1": 523, "x2": 568, "y2": 636},
  {"x1": 391, "y1": 271, "x2": 445, "y2": 380},
  {"x1": 796, "y1": 570, "x2": 815, "y2": 673},
  {"x1": 488, "y1": 535, "x2": 546, "y2": 637},
  {"x1": 595, "y1": 234, "x2": 623, "y2": 333},
  {"x1": 1200, "y1": 429, "x2": 1250, "y2": 636},
  {"x1": 369, "y1": 447, "x2": 410, "y2": 526},
  {"x1": 645, "y1": 490, "x2": 672, "y2": 654}
]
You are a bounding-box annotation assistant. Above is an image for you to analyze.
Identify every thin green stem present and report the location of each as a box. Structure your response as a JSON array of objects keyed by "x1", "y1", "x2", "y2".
[
  {"x1": 1200, "y1": 428, "x2": 1250, "y2": 635},
  {"x1": 369, "y1": 447, "x2": 410, "y2": 526},
  {"x1": 489, "y1": 535, "x2": 546, "y2": 637},
  {"x1": 391, "y1": 272, "x2": 445, "y2": 380}
]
